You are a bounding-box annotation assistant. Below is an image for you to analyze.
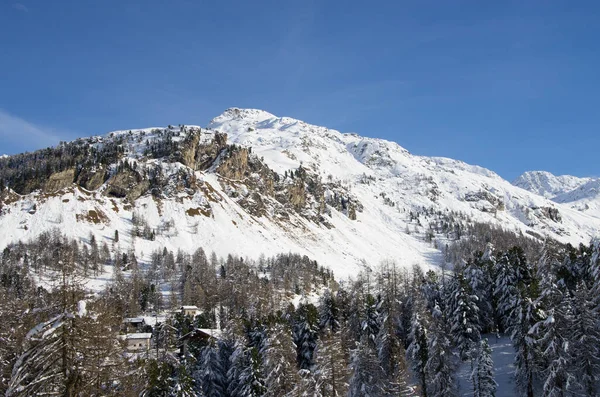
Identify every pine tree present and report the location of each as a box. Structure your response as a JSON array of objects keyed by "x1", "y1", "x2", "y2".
[
  {"x1": 361, "y1": 294, "x2": 381, "y2": 348},
  {"x1": 313, "y1": 329, "x2": 349, "y2": 397},
  {"x1": 532, "y1": 276, "x2": 575, "y2": 397},
  {"x1": 571, "y1": 282, "x2": 600, "y2": 396},
  {"x1": 170, "y1": 364, "x2": 196, "y2": 397},
  {"x1": 406, "y1": 312, "x2": 429, "y2": 397},
  {"x1": 450, "y1": 278, "x2": 481, "y2": 361},
  {"x1": 509, "y1": 294, "x2": 542, "y2": 397},
  {"x1": 347, "y1": 337, "x2": 385, "y2": 397},
  {"x1": 145, "y1": 359, "x2": 175, "y2": 396},
  {"x1": 471, "y1": 339, "x2": 497, "y2": 397},
  {"x1": 197, "y1": 343, "x2": 227, "y2": 397},
  {"x1": 261, "y1": 323, "x2": 298, "y2": 397},
  {"x1": 293, "y1": 303, "x2": 319, "y2": 371},
  {"x1": 228, "y1": 341, "x2": 266, "y2": 397},
  {"x1": 464, "y1": 257, "x2": 494, "y2": 333},
  {"x1": 318, "y1": 289, "x2": 340, "y2": 334},
  {"x1": 425, "y1": 304, "x2": 458, "y2": 397},
  {"x1": 375, "y1": 309, "x2": 412, "y2": 395},
  {"x1": 493, "y1": 253, "x2": 519, "y2": 333}
]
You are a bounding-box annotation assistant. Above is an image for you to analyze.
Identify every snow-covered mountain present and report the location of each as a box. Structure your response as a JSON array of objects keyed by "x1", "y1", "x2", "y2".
[
  {"x1": 514, "y1": 171, "x2": 600, "y2": 219},
  {"x1": 1, "y1": 108, "x2": 599, "y2": 279},
  {"x1": 513, "y1": 171, "x2": 591, "y2": 198}
]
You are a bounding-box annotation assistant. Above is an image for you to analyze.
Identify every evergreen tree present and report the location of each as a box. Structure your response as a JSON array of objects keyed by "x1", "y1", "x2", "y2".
[
  {"x1": 313, "y1": 329, "x2": 349, "y2": 397},
  {"x1": 261, "y1": 323, "x2": 298, "y2": 397},
  {"x1": 170, "y1": 364, "x2": 196, "y2": 397},
  {"x1": 318, "y1": 289, "x2": 340, "y2": 334},
  {"x1": 425, "y1": 304, "x2": 458, "y2": 397},
  {"x1": 375, "y1": 309, "x2": 412, "y2": 395},
  {"x1": 532, "y1": 276, "x2": 575, "y2": 397},
  {"x1": 571, "y1": 282, "x2": 600, "y2": 396},
  {"x1": 197, "y1": 343, "x2": 227, "y2": 397},
  {"x1": 471, "y1": 339, "x2": 497, "y2": 397},
  {"x1": 228, "y1": 341, "x2": 266, "y2": 397},
  {"x1": 293, "y1": 303, "x2": 319, "y2": 371},
  {"x1": 450, "y1": 278, "x2": 481, "y2": 361},
  {"x1": 347, "y1": 337, "x2": 385, "y2": 397},
  {"x1": 406, "y1": 312, "x2": 429, "y2": 397},
  {"x1": 509, "y1": 294, "x2": 542, "y2": 397}
]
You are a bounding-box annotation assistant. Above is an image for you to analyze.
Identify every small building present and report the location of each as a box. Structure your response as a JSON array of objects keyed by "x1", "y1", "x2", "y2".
[
  {"x1": 179, "y1": 328, "x2": 221, "y2": 356},
  {"x1": 123, "y1": 333, "x2": 152, "y2": 351},
  {"x1": 181, "y1": 305, "x2": 199, "y2": 317},
  {"x1": 123, "y1": 317, "x2": 144, "y2": 333}
]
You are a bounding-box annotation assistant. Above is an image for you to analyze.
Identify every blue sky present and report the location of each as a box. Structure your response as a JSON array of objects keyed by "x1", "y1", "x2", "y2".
[{"x1": 1, "y1": 1, "x2": 598, "y2": 180}]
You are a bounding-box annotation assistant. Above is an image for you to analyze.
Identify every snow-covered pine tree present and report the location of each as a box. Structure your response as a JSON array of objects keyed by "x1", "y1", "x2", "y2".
[
  {"x1": 313, "y1": 328, "x2": 349, "y2": 397},
  {"x1": 569, "y1": 281, "x2": 600, "y2": 397},
  {"x1": 470, "y1": 339, "x2": 497, "y2": 397},
  {"x1": 508, "y1": 291, "x2": 542, "y2": 397},
  {"x1": 170, "y1": 364, "x2": 197, "y2": 397},
  {"x1": 228, "y1": 340, "x2": 266, "y2": 397},
  {"x1": 425, "y1": 303, "x2": 458, "y2": 397},
  {"x1": 347, "y1": 337, "x2": 385, "y2": 397},
  {"x1": 406, "y1": 311, "x2": 429, "y2": 397},
  {"x1": 532, "y1": 273, "x2": 575, "y2": 397},
  {"x1": 362, "y1": 294, "x2": 381, "y2": 348},
  {"x1": 293, "y1": 303, "x2": 319, "y2": 371},
  {"x1": 375, "y1": 309, "x2": 412, "y2": 396},
  {"x1": 318, "y1": 289, "x2": 340, "y2": 334},
  {"x1": 261, "y1": 322, "x2": 298, "y2": 397},
  {"x1": 197, "y1": 343, "x2": 227, "y2": 397},
  {"x1": 464, "y1": 256, "x2": 494, "y2": 333},
  {"x1": 449, "y1": 276, "x2": 481, "y2": 361},
  {"x1": 493, "y1": 253, "x2": 518, "y2": 333}
]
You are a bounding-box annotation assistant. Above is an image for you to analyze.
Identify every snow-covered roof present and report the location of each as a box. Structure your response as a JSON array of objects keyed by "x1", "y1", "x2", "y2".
[
  {"x1": 198, "y1": 328, "x2": 221, "y2": 338},
  {"x1": 142, "y1": 316, "x2": 167, "y2": 326},
  {"x1": 180, "y1": 328, "x2": 221, "y2": 341},
  {"x1": 181, "y1": 306, "x2": 199, "y2": 310},
  {"x1": 124, "y1": 333, "x2": 152, "y2": 340},
  {"x1": 124, "y1": 317, "x2": 144, "y2": 323}
]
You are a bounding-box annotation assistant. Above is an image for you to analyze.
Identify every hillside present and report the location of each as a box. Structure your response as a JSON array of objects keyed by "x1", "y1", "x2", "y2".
[{"x1": 1, "y1": 108, "x2": 599, "y2": 280}]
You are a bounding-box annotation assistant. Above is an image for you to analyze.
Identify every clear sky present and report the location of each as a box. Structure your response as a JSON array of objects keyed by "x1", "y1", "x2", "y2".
[{"x1": 1, "y1": 1, "x2": 598, "y2": 181}]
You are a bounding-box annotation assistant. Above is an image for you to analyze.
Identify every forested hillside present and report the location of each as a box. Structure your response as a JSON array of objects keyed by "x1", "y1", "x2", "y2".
[{"x1": 1, "y1": 227, "x2": 598, "y2": 396}]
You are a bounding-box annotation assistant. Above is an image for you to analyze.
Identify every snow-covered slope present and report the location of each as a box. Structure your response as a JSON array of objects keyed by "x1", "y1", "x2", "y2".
[
  {"x1": 1, "y1": 108, "x2": 599, "y2": 281},
  {"x1": 514, "y1": 171, "x2": 600, "y2": 219}
]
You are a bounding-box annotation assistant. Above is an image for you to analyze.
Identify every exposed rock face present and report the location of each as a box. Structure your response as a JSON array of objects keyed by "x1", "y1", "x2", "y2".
[
  {"x1": 44, "y1": 169, "x2": 75, "y2": 193},
  {"x1": 217, "y1": 148, "x2": 249, "y2": 180},
  {"x1": 287, "y1": 179, "x2": 307, "y2": 211},
  {"x1": 348, "y1": 205, "x2": 356, "y2": 220},
  {"x1": 76, "y1": 168, "x2": 107, "y2": 191},
  {"x1": 105, "y1": 169, "x2": 149, "y2": 201},
  {"x1": 196, "y1": 132, "x2": 228, "y2": 170},
  {"x1": 179, "y1": 130, "x2": 202, "y2": 169},
  {"x1": 541, "y1": 206, "x2": 562, "y2": 223}
]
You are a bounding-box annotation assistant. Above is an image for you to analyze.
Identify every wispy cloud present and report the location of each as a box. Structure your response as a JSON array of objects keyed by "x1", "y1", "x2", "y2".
[
  {"x1": 12, "y1": 3, "x2": 28, "y2": 12},
  {"x1": 0, "y1": 109, "x2": 66, "y2": 153}
]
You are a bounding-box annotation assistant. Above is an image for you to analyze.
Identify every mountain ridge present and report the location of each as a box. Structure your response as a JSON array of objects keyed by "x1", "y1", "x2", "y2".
[{"x1": 0, "y1": 108, "x2": 599, "y2": 282}]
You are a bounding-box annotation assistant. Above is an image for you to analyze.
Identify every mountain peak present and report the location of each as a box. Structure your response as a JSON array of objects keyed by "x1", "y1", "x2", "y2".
[
  {"x1": 210, "y1": 108, "x2": 278, "y2": 125},
  {"x1": 513, "y1": 171, "x2": 590, "y2": 199}
]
